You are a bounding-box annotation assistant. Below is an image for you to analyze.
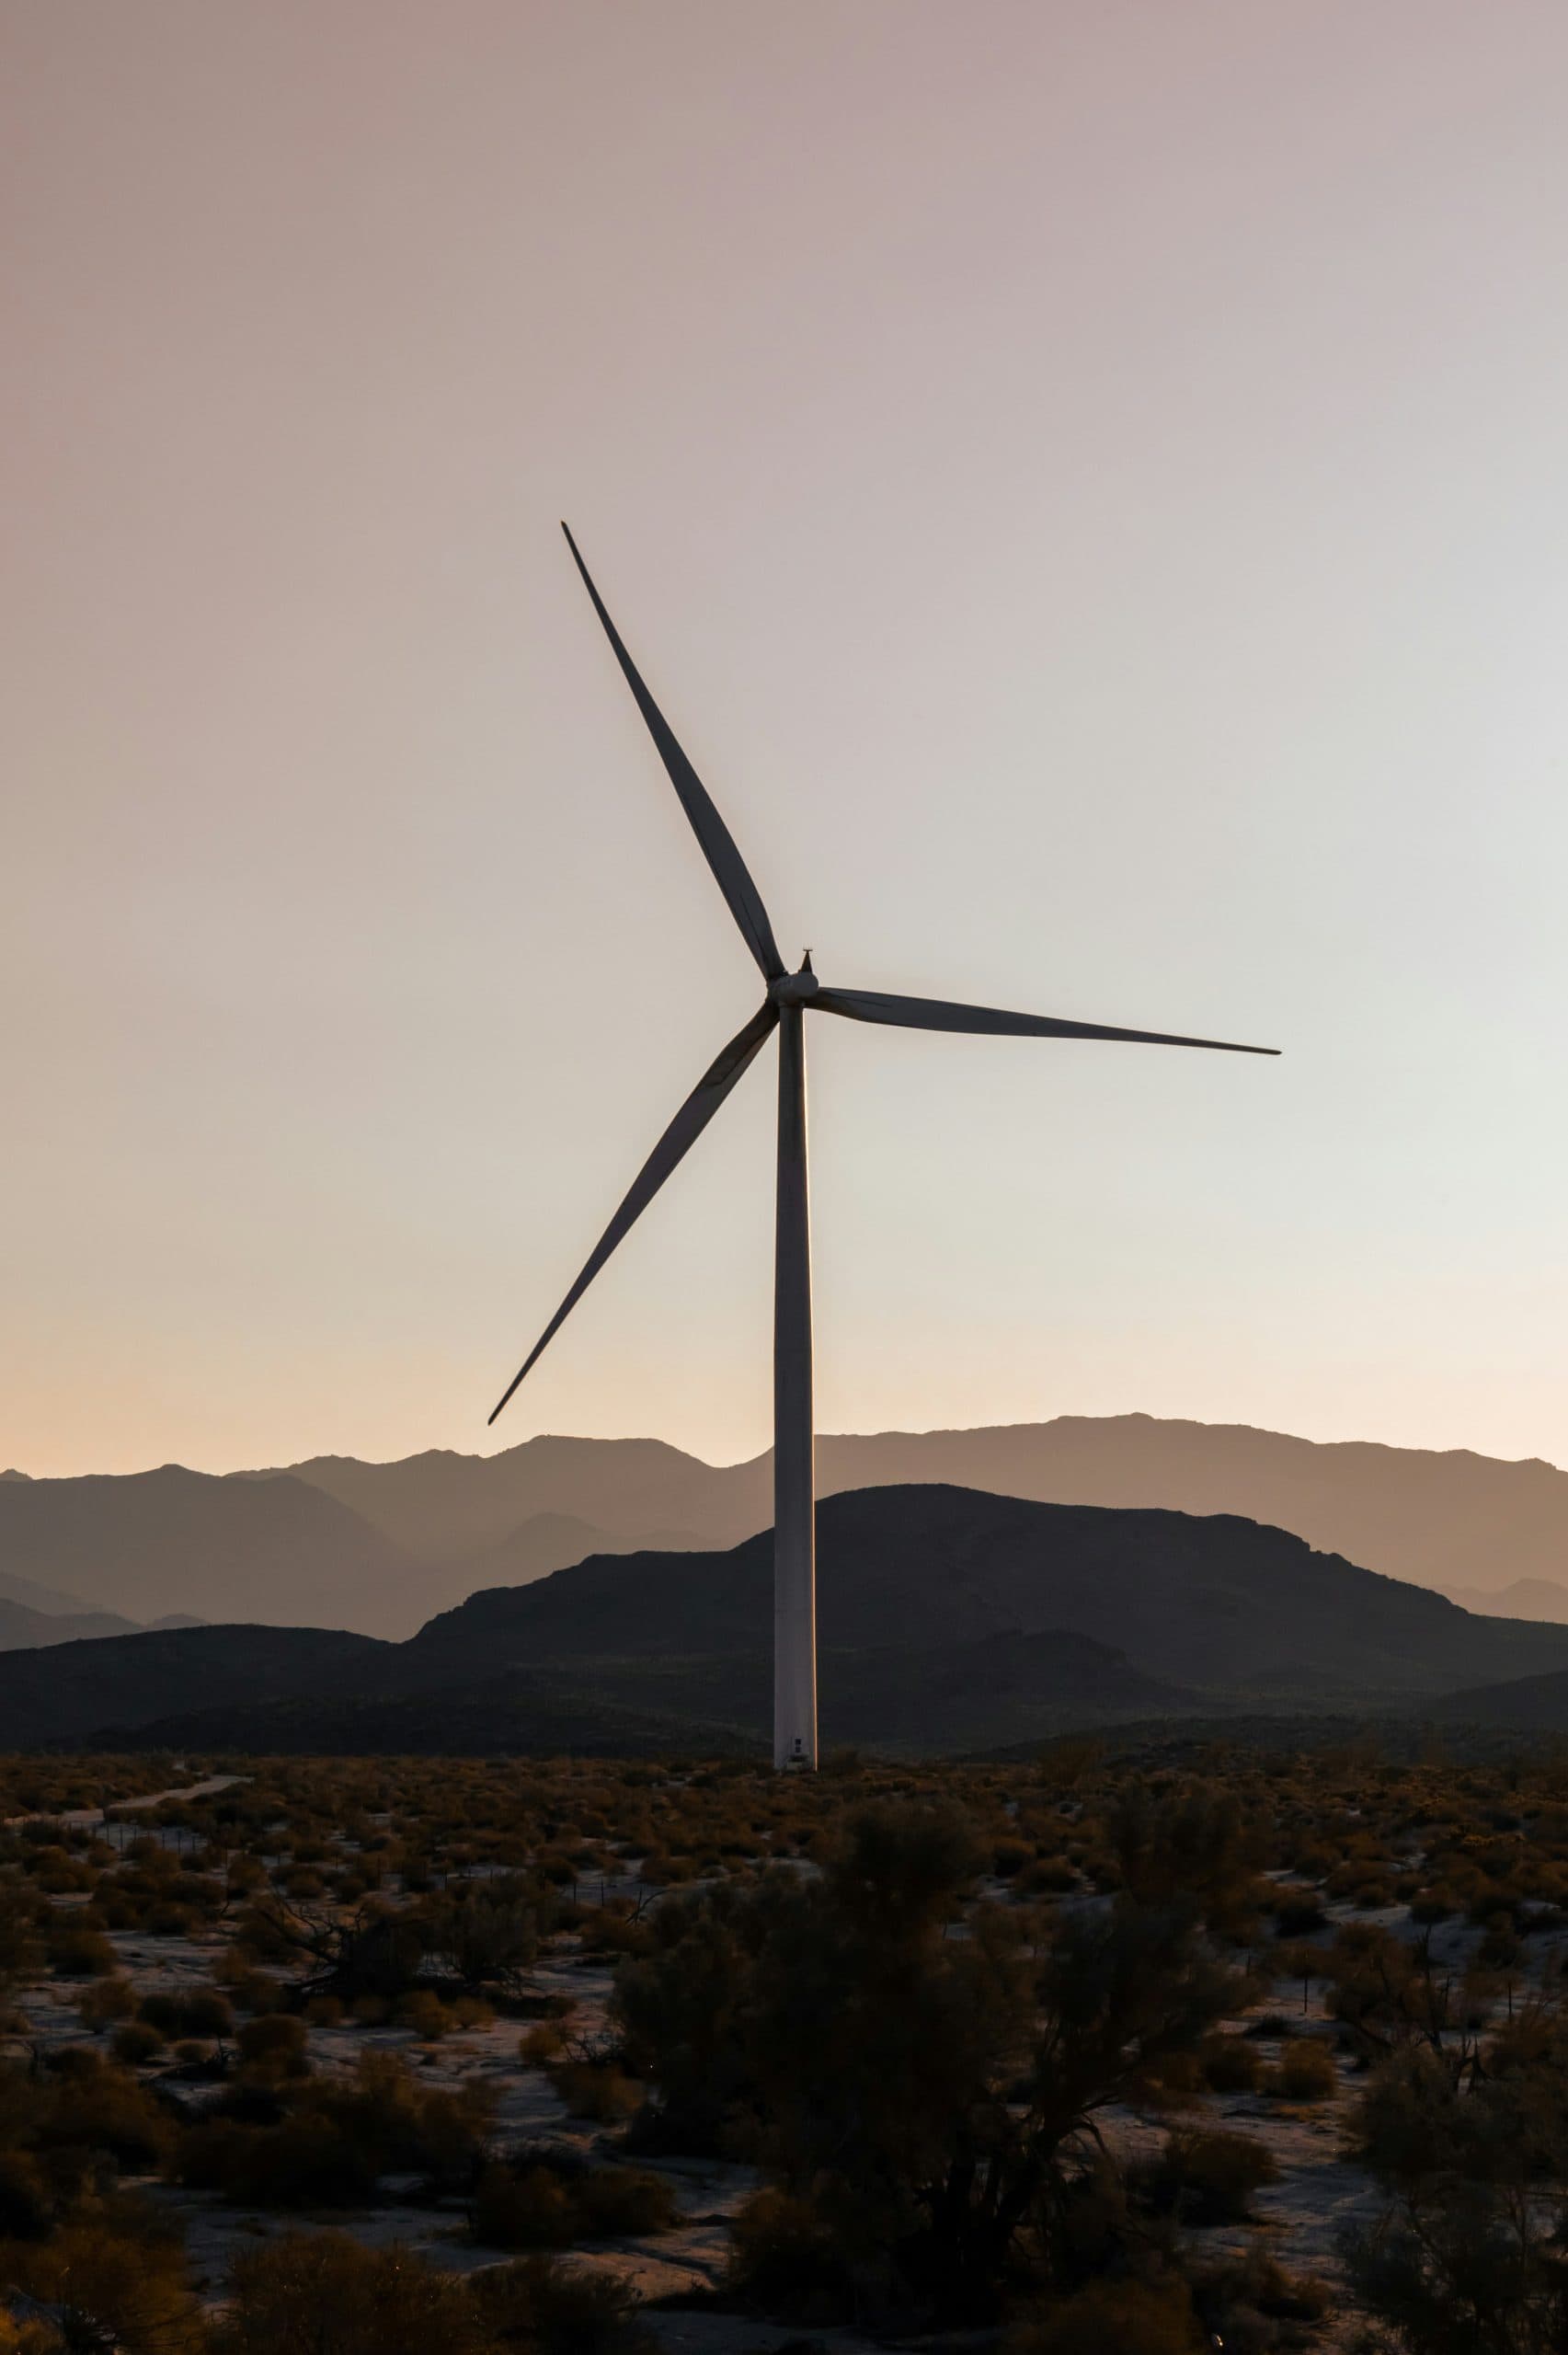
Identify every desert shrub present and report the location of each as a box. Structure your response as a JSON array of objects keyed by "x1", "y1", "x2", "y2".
[
  {"x1": 1345, "y1": 2005, "x2": 1568, "y2": 2351},
  {"x1": 46, "y1": 1924, "x2": 116, "y2": 1978},
  {"x1": 472, "y1": 2161, "x2": 576, "y2": 2249},
  {"x1": 1111, "y1": 1783, "x2": 1268, "y2": 1937},
  {"x1": 176, "y1": 2051, "x2": 492, "y2": 2210},
  {"x1": 1005, "y1": 2277, "x2": 1203, "y2": 2354},
  {"x1": 1199, "y1": 2033, "x2": 1262, "y2": 2094},
  {"x1": 423, "y1": 1878, "x2": 550, "y2": 1993},
  {"x1": 1273, "y1": 1896, "x2": 1325, "y2": 1938},
  {"x1": 622, "y1": 1801, "x2": 1235, "y2": 2319},
  {"x1": 140, "y1": 1989, "x2": 233, "y2": 2039},
  {"x1": 177, "y1": 2112, "x2": 377, "y2": 2209},
  {"x1": 77, "y1": 1975, "x2": 136, "y2": 2031},
  {"x1": 1019, "y1": 1858, "x2": 1080, "y2": 1895},
  {"x1": 1136, "y1": 2128, "x2": 1277, "y2": 2225},
  {"x1": 236, "y1": 2013, "x2": 309, "y2": 2075},
  {"x1": 726, "y1": 2184, "x2": 864, "y2": 2319},
  {"x1": 112, "y1": 2022, "x2": 166, "y2": 2065},
  {"x1": 474, "y1": 2153, "x2": 674, "y2": 2249},
  {"x1": 520, "y1": 2022, "x2": 565, "y2": 2065},
  {"x1": 546, "y1": 2057, "x2": 643, "y2": 2123},
  {"x1": 572, "y1": 2165, "x2": 676, "y2": 2237},
  {"x1": 31, "y1": 2057, "x2": 174, "y2": 2173},
  {"x1": 0, "y1": 2212, "x2": 205, "y2": 2354},
  {"x1": 1189, "y1": 2247, "x2": 1330, "y2": 2347},
  {"x1": 229, "y1": 1970, "x2": 284, "y2": 2014},
  {"x1": 213, "y1": 2229, "x2": 489, "y2": 2355},
  {"x1": 0, "y1": 2149, "x2": 54, "y2": 2239},
  {"x1": 470, "y1": 2254, "x2": 654, "y2": 2354},
  {"x1": 1273, "y1": 2038, "x2": 1337, "y2": 2102},
  {"x1": 1344, "y1": 2189, "x2": 1568, "y2": 2353},
  {"x1": 396, "y1": 1989, "x2": 449, "y2": 2040}
]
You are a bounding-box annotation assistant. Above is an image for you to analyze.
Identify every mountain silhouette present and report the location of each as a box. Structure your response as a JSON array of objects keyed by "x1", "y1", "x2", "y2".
[
  {"x1": 398, "y1": 1485, "x2": 1568, "y2": 1696},
  {"x1": 1434, "y1": 1668, "x2": 1568, "y2": 1729},
  {"x1": 0, "y1": 1597, "x2": 143, "y2": 1650},
  {"x1": 0, "y1": 1465, "x2": 413, "y2": 1629},
  {"x1": 14, "y1": 1486, "x2": 1568, "y2": 1754},
  {"x1": 11, "y1": 1418, "x2": 1568, "y2": 1640},
  {"x1": 0, "y1": 1624, "x2": 390, "y2": 1747}
]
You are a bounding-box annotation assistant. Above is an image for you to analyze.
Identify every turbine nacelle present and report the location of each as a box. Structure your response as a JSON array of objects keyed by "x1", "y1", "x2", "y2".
[{"x1": 770, "y1": 954, "x2": 819, "y2": 1008}]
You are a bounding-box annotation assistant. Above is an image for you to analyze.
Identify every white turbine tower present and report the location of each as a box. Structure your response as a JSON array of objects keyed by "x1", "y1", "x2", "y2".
[{"x1": 489, "y1": 526, "x2": 1278, "y2": 1769}]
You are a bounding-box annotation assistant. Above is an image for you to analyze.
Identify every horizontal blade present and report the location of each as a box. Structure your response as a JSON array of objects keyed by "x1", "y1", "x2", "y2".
[
  {"x1": 813, "y1": 985, "x2": 1278, "y2": 1056},
  {"x1": 562, "y1": 523, "x2": 785, "y2": 982},
  {"x1": 487, "y1": 1002, "x2": 779, "y2": 1425}
]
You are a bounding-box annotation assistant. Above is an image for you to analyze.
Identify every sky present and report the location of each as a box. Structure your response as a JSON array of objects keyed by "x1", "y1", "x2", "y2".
[{"x1": 5, "y1": 0, "x2": 1567, "y2": 1479}]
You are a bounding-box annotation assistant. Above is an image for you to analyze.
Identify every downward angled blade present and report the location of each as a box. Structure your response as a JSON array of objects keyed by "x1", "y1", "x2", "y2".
[
  {"x1": 487, "y1": 1002, "x2": 779, "y2": 1426},
  {"x1": 814, "y1": 986, "x2": 1278, "y2": 1056},
  {"x1": 561, "y1": 524, "x2": 784, "y2": 982}
]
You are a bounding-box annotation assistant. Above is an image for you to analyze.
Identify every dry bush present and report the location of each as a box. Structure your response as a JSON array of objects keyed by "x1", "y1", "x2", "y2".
[
  {"x1": 471, "y1": 2154, "x2": 674, "y2": 2252},
  {"x1": 1005, "y1": 2277, "x2": 1204, "y2": 2354},
  {"x1": 1272, "y1": 2038, "x2": 1337, "y2": 2102},
  {"x1": 1199, "y1": 2032, "x2": 1263, "y2": 2093},
  {"x1": 212, "y1": 2230, "x2": 488, "y2": 2355},
  {"x1": 235, "y1": 2013, "x2": 309, "y2": 2076},
  {"x1": 0, "y1": 2212, "x2": 206, "y2": 2354},
  {"x1": 545, "y1": 2058, "x2": 643, "y2": 2123},
  {"x1": 76, "y1": 1976, "x2": 135, "y2": 2033},
  {"x1": 1135, "y1": 2129, "x2": 1278, "y2": 2225}
]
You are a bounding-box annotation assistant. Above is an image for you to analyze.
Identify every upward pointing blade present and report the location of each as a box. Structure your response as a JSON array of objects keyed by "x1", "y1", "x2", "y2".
[
  {"x1": 814, "y1": 985, "x2": 1278, "y2": 1055},
  {"x1": 487, "y1": 1001, "x2": 780, "y2": 1426},
  {"x1": 561, "y1": 524, "x2": 785, "y2": 982}
]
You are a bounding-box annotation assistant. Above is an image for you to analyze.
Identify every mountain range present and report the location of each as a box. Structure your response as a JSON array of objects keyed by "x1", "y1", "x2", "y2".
[
  {"x1": 6, "y1": 1416, "x2": 1567, "y2": 1639},
  {"x1": 0, "y1": 1596, "x2": 202, "y2": 1653},
  {"x1": 13, "y1": 1483, "x2": 1568, "y2": 1755}
]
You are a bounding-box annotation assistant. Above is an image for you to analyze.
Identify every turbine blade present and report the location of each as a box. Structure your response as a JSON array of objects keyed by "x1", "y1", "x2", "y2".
[
  {"x1": 813, "y1": 985, "x2": 1278, "y2": 1056},
  {"x1": 487, "y1": 1001, "x2": 780, "y2": 1425},
  {"x1": 561, "y1": 523, "x2": 785, "y2": 982}
]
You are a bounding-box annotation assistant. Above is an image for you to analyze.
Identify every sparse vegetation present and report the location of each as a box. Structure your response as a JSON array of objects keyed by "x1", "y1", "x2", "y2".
[{"x1": 4, "y1": 1736, "x2": 1568, "y2": 2344}]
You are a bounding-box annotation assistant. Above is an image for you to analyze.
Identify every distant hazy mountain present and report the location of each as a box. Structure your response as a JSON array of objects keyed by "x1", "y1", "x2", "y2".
[
  {"x1": 256, "y1": 1416, "x2": 1568, "y2": 1623},
  {"x1": 13, "y1": 1416, "x2": 1568, "y2": 1639},
  {"x1": 235, "y1": 1437, "x2": 749, "y2": 1561},
  {"x1": 445, "y1": 1511, "x2": 720, "y2": 1594},
  {"x1": 0, "y1": 1465, "x2": 413, "y2": 1631},
  {"x1": 0, "y1": 1598, "x2": 143, "y2": 1650},
  {"x1": 0, "y1": 1564, "x2": 95, "y2": 1616},
  {"x1": 19, "y1": 1485, "x2": 1568, "y2": 1756},
  {"x1": 808, "y1": 1419, "x2": 1568, "y2": 1602},
  {"x1": 1442, "y1": 1578, "x2": 1568, "y2": 1624}
]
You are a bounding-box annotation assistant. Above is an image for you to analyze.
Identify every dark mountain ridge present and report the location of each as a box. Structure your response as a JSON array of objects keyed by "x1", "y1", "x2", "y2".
[
  {"x1": 0, "y1": 1626, "x2": 391, "y2": 1749},
  {"x1": 405, "y1": 1485, "x2": 1561, "y2": 1698},
  {"x1": 14, "y1": 1486, "x2": 1568, "y2": 1756}
]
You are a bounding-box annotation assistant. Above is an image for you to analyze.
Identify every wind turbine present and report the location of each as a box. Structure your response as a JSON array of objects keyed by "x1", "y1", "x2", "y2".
[{"x1": 490, "y1": 525, "x2": 1278, "y2": 1769}]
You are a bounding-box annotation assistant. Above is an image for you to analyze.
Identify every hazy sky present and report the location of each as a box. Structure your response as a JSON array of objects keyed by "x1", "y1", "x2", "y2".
[{"x1": 6, "y1": 1, "x2": 1567, "y2": 1479}]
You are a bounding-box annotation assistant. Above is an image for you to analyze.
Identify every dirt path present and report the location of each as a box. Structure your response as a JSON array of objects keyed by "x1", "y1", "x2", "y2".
[{"x1": 4, "y1": 1773, "x2": 245, "y2": 1831}]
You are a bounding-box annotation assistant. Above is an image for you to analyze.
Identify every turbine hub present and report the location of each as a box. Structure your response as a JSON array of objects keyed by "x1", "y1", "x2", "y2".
[{"x1": 770, "y1": 953, "x2": 819, "y2": 1008}]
